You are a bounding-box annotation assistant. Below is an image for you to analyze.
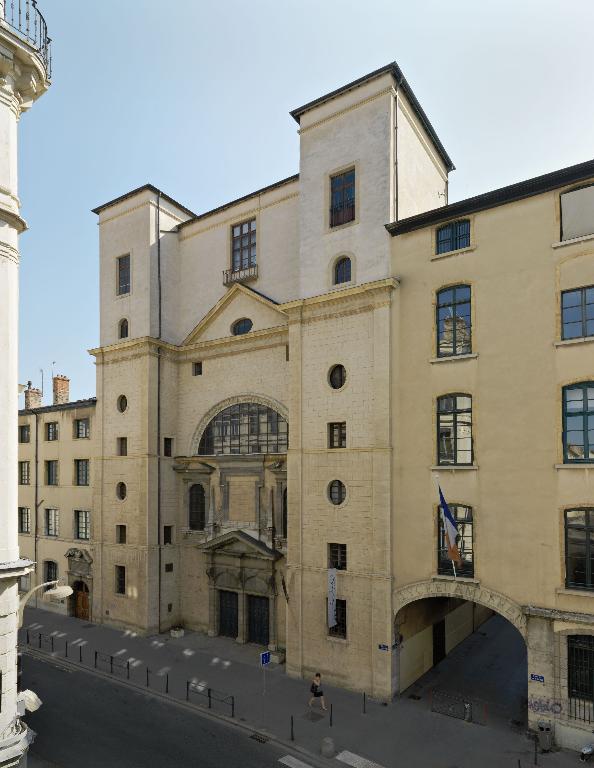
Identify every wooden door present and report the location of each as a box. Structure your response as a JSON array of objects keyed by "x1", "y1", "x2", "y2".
[
  {"x1": 74, "y1": 586, "x2": 89, "y2": 620},
  {"x1": 218, "y1": 590, "x2": 238, "y2": 639},
  {"x1": 247, "y1": 595, "x2": 269, "y2": 646}
]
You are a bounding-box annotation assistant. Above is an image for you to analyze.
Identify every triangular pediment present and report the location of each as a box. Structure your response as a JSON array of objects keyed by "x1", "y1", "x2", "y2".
[
  {"x1": 183, "y1": 284, "x2": 287, "y2": 346},
  {"x1": 201, "y1": 530, "x2": 280, "y2": 560}
]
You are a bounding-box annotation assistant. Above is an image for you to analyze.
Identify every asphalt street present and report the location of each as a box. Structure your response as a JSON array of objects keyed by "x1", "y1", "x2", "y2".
[{"x1": 22, "y1": 654, "x2": 291, "y2": 768}]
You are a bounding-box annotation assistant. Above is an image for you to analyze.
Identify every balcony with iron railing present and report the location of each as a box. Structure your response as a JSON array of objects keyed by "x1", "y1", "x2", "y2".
[
  {"x1": 0, "y1": 0, "x2": 51, "y2": 78},
  {"x1": 223, "y1": 264, "x2": 258, "y2": 286}
]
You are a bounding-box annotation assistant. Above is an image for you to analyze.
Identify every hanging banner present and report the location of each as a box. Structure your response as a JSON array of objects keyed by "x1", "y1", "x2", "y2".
[{"x1": 328, "y1": 568, "x2": 337, "y2": 628}]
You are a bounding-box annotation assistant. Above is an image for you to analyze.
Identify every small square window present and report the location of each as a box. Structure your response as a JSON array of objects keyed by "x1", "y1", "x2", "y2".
[
  {"x1": 328, "y1": 422, "x2": 346, "y2": 449},
  {"x1": 163, "y1": 525, "x2": 173, "y2": 545},
  {"x1": 192, "y1": 361, "x2": 203, "y2": 376},
  {"x1": 116, "y1": 525, "x2": 127, "y2": 544},
  {"x1": 165, "y1": 563, "x2": 173, "y2": 573},
  {"x1": 329, "y1": 598, "x2": 347, "y2": 638},
  {"x1": 164, "y1": 438, "x2": 173, "y2": 457},
  {"x1": 328, "y1": 543, "x2": 347, "y2": 570}
]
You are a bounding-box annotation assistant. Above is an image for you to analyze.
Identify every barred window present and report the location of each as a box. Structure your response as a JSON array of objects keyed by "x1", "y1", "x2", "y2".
[
  {"x1": 436, "y1": 219, "x2": 470, "y2": 254},
  {"x1": 18, "y1": 461, "x2": 30, "y2": 485},
  {"x1": 115, "y1": 565, "x2": 126, "y2": 595},
  {"x1": 46, "y1": 460, "x2": 59, "y2": 486},
  {"x1": 75, "y1": 510, "x2": 90, "y2": 540},
  {"x1": 328, "y1": 422, "x2": 346, "y2": 449},
  {"x1": 231, "y1": 218, "x2": 256, "y2": 272},
  {"x1": 562, "y1": 286, "x2": 594, "y2": 341},
  {"x1": 438, "y1": 504, "x2": 473, "y2": 577},
  {"x1": 569, "y1": 635, "x2": 594, "y2": 702},
  {"x1": 329, "y1": 599, "x2": 347, "y2": 638},
  {"x1": 436, "y1": 285, "x2": 471, "y2": 357},
  {"x1": 328, "y1": 543, "x2": 347, "y2": 570},
  {"x1": 330, "y1": 169, "x2": 355, "y2": 228},
  {"x1": 565, "y1": 509, "x2": 594, "y2": 590},
  {"x1": 437, "y1": 394, "x2": 473, "y2": 466},
  {"x1": 198, "y1": 403, "x2": 288, "y2": 455},
  {"x1": 117, "y1": 254, "x2": 130, "y2": 295},
  {"x1": 18, "y1": 507, "x2": 30, "y2": 534},
  {"x1": 18, "y1": 424, "x2": 30, "y2": 443},
  {"x1": 75, "y1": 459, "x2": 89, "y2": 486},
  {"x1": 45, "y1": 508, "x2": 59, "y2": 537},
  {"x1": 563, "y1": 383, "x2": 594, "y2": 462},
  {"x1": 46, "y1": 422, "x2": 58, "y2": 441},
  {"x1": 189, "y1": 484, "x2": 206, "y2": 531},
  {"x1": 74, "y1": 418, "x2": 90, "y2": 439}
]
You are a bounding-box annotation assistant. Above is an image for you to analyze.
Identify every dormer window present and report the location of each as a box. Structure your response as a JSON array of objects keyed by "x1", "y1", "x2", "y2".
[
  {"x1": 330, "y1": 169, "x2": 355, "y2": 228},
  {"x1": 436, "y1": 220, "x2": 470, "y2": 255}
]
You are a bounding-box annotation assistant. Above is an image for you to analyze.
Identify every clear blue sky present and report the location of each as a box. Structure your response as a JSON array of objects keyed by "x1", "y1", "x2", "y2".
[{"x1": 18, "y1": 0, "x2": 594, "y2": 402}]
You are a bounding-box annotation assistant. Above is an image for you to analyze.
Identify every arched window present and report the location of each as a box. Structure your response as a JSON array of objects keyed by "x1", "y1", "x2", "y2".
[
  {"x1": 232, "y1": 318, "x2": 253, "y2": 336},
  {"x1": 436, "y1": 285, "x2": 471, "y2": 357},
  {"x1": 437, "y1": 394, "x2": 473, "y2": 466},
  {"x1": 189, "y1": 484, "x2": 206, "y2": 530},
  {"x1": 119, "y1": 319, "x2": 129, "y2": 339},
  {"x1": 198, "y1": 403, "x2": 288, "y2": 455},
  {"x1": 334, "y1": 257, "x2": 351, "y2": 285},
  {"x1": 436, "y1": 219, "x2": 470, "y2": 254},
  {"x1": 282, "y1": 487, "x2": 288, "y2": 539}
]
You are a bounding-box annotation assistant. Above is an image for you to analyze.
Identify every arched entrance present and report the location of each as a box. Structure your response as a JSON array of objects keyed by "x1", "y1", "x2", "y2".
[
  {"x1": 71, "y1": 580, "x2": 90, "y2": 621},
  {"x1": 393, "y1": 580, "x2": 527, "y2": 725}
]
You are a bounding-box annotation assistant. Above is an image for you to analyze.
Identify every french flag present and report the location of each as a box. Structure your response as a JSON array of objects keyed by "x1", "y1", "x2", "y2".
[{"x1": 438, "y1": 485, "x2": 462, "y2": 566}]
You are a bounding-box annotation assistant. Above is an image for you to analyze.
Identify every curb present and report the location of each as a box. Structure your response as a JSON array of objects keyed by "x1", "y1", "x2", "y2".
[{"x1": 23, "y1": 646, "x2": 335, "y2": 768}]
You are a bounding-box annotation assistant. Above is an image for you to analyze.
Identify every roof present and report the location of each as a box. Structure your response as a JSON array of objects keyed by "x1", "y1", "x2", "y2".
[
  {"x1": 178, "y1": 174, "x2": 299, "y2": 231},
  {"x1": 19, "y1": 397, "x2": 97, "y2": 416},
  {"x1": 92, "y1": 184, "x2": 196, "y2": 218},
  {"x1": 290, "y1": 62, "x2": 454, "y2": 173},
  {"x1": 386, "y1": 157, "x2": 594, "y2": 236}
]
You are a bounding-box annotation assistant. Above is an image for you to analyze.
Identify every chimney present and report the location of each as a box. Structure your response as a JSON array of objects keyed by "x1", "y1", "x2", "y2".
[
  {"x1": 24, "y1": 381, "x2": 42, "y2": 410},
  {"x1": 52, "y1": 374, "x2": 70, "y2": 405}
]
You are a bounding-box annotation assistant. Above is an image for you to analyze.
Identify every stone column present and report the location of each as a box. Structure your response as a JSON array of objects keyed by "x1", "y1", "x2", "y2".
[{"x1": 0, "y1": 14, "x2": 51, "y2": 766}]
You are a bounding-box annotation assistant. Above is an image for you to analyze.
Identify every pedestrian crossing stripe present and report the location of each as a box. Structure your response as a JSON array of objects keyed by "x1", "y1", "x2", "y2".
[
  {"x1": 279, "y1": 756, "x2": 315, "y2": 768},
  {"x1": 336, "y1": 750, "x2": 387, "y2": 768}
]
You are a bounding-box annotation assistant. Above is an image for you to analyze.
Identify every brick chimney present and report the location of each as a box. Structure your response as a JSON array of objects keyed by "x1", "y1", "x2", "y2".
[
  {"x1": 52, "y1": 374, "x2": 70, "y2": 405},
  {"x1": 24, "y1": 381, "x2": 42, "y2": 410}
]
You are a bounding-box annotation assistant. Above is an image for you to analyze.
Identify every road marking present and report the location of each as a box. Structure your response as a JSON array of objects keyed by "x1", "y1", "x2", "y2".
[
  {"x1": 336, "y1": 750, "x2": 387, "y2": 768},
  {"x1": 279, "y1": 756, "x2": 315, "y2": 768}
]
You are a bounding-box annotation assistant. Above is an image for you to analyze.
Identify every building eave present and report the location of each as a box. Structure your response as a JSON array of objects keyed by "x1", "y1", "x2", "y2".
[{"x1": 92, "y1": 184, "x2": 196, "y2": 218}]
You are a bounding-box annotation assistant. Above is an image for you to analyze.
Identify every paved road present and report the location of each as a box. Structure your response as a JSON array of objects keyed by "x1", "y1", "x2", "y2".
[{"x1": 23, "y1": 654, "x2": 292, "y2": 768}]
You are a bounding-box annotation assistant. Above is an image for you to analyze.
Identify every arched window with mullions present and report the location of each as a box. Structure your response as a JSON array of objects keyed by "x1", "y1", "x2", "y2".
[
  {"x1": 563, "y1": 383, "x2": 594, "y2": 463},
  {"x1": 198, "y1": 403, "x2": 288, "y2": 455},
  {"x1": 189, "y1": 484, "x2": 206, "y2": 530},
  {"x1": 334, "y1": 257, "x2": 351, "y2": 285},
  {"x1": 436, "y1": 285, "x2": 471, "y2": 357}
]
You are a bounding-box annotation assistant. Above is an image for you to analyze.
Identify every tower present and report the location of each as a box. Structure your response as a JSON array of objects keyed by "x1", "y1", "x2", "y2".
[{"x1": 0, "y1": 1, "x2": 51, "y2": 764}]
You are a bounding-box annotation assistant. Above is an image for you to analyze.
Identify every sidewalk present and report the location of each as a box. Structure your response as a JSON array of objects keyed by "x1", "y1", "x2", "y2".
[{"x1": 20, "y1": 608, "x2": 578, "y2": 768}]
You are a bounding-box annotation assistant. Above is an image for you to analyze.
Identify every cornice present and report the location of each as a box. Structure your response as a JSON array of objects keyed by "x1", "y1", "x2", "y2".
[{"x1": 297, "y1": 86, "x2": 394, "y2": 136}]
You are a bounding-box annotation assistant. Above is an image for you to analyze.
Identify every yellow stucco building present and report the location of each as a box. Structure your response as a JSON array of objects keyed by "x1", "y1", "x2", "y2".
[{"x1": 19, "y1": 62, "x2": 594, "y2": 749}]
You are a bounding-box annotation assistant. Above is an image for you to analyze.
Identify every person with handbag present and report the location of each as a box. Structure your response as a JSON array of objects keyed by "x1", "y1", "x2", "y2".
[{"x1": 308, "y1": 672, "x2": 327, "y2": 711}]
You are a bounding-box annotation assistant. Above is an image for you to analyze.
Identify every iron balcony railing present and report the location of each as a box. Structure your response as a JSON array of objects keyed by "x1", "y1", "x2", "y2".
[
  {"x1": 0, "y1": 0, "x2": 51, "y2": 78},
  {"x1": 223, "y1": 264, "x2": 258, "y2": 286}
]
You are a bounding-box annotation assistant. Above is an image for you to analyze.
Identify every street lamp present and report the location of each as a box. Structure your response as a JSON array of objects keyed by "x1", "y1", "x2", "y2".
[{"x1": 18, "y1": 581, "x2": 73, "y2": 628}]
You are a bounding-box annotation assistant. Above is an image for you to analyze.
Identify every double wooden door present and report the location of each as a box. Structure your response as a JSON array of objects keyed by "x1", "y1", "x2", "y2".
[{"x1": 218, "y1": 590, "x2": 238, "y2": 638}]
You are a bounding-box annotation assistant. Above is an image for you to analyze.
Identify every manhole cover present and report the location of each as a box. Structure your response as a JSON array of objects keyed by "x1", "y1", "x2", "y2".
[{"x1": 249, "y1": 733, "x2": 269, "y2": 743}]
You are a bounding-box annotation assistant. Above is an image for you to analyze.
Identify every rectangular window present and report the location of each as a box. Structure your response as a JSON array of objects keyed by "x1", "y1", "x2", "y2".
[
  {"x1": 74, "y1": 459, "x2": 90, "y2": 486},
  {"x1": 562, "y1": 286, "x2": 594, "y2": 341},
  {"x1": 231, "y1": 218, "x2": 256, "y2": 272},
  {"x1": 164, "y1": 438, "x2": 173, "y2": 457},
  {"x1": 436, "y1": 219, "x2": 471, "y2": 254},
  {"x1": 438, "y1": 504, "x2": 474, "y2": 577},
  {"x1": 165, "y1": 563, "x2": 173, "y2": 573},
  {"x1": 18, "y1": 424, "x2": 30, "y2": 443},
  {"x1": 437, "y1": 394, "x2": 473, "y2": 466},
  {"x1": 117, "y1": 437, "x2": 128, "y2": 456},
  {"x1": 18, "y1": 507, "x2": 30, "y2": 534},
  {"x1": 115, "y1": 565, "x2": 126, "y2": 595},
  {"x1": 163, "y1": 525, "x2": 173, "y2": 545},
  {"x1": 565, "y1": 508, "x2": 594, "y2": 589},
  {"x1": 44, "y1": 560, "x2": 57, "y2": 587},
  {"x1": 45, "y1": 460, "x2": 58, "y2": 486},
  {"x1": 328, "y1": 543, "x2": 347, "y2": 570},
  {"x1": 45, "y1": 508, "x2": 59, "y2": 537},
  {"x1": 561, "y1": 184, "x2": 594, "y2": 241},
  {"x1": 74, "y1": 418, "x2": 90, "y2": 439},
  {"x1": 46, "y1": 422, "x2": 58, "y2": 441},
  {"x1": 328, "y1": 422, "x2": 346, "y2": 449},
  {"x1": 116, "y1": 525, "x2": 127, "y2": 544},
  {"x1": 568, "y1": 635, "x2": 594, "y2": 703},
  {"x1": 192, "y1": 361, "x2": 203, "y2": 376},
  {"x1": 117, "y1": 254, "x2": 130, "y2": 295},
  {"x1": 436, "y1": 285, "x2": 472, "y2": 357},
  {"x1": 18, "y1": 461, "x2": 30, "y2": 485},
  {"x1": 330, "y1": 169, "x2": 355, "y2": 228},
  {"x1": 75, "y1": 510, "x2": 90, "y2": 540},
  {"x1": 563, "y1": 383, "x2": 594, "y2": 463},
  {"x1": 329, "y1": 599, "x2": 347, "y2": 639}
]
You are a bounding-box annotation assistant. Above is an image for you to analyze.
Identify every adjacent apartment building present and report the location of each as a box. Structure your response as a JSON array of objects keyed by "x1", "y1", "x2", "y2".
[
  {"x1": 18, "y1": 377, "x2": 96, "y2": 619},
  {"x1": 19, "y1": 61, "x2": 594, "y2": 749}
]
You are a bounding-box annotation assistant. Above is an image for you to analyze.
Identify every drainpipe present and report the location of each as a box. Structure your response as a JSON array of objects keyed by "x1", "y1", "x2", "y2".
[
  {"x1": 156, "y1": 191, "x2": 162, "y2": 634},
  {"x1": 33, "y1": 410, "x2": 39, "y2": 606}
]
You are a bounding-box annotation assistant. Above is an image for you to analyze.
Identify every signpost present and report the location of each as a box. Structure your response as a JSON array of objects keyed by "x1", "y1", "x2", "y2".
[{"x1": 260, "y1": 651, "x2": 271, "y2": 697}]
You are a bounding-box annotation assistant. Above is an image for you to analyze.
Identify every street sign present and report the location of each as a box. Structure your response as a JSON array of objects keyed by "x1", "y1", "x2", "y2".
[
  {"x1": 260, "y1": 651, "x2": 271, "y2": 667},
  {"x1": 530, "y1": 673, "x2": 545, "y2": 684}
]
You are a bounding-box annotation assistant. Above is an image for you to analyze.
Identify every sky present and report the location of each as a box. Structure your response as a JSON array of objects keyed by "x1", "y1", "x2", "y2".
[{"x1": 17, "y1": 0, "x2": 594, "y2": 402}]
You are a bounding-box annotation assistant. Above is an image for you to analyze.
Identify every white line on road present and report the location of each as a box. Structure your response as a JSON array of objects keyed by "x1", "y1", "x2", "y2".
[
  {"x1": 336, "y1": 750, "x2": 387, "y2": 768},
  {"x1": 279, "y1": 755, "x2": 315, "y2": 768}
]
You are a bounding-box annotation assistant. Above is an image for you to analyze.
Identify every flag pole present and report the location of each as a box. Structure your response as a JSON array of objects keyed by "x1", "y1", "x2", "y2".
[{"x1": 433, "y1": 473, "x2": 457, "y2": 579}]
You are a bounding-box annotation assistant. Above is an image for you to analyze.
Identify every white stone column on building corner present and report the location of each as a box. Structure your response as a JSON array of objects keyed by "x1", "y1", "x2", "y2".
[{"x1": 0, "y1": 3, "x2": 51, "y2": 765}]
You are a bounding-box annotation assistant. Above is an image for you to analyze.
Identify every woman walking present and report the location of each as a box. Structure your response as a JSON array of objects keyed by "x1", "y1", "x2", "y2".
[{"x1": 308, "y1": 672, "x2": 327, "y2": 711}]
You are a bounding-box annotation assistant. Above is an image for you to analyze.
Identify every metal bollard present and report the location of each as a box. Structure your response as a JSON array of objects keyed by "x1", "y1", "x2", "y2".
[
  {"x1": 290, "y1": 715, "x2": 294, "y2": 742},
  {"x1": 64, "y1": 641, "x2": 68, "y2": 658},
  {"x1": 208, "y1": 688, "x2": 212, "y2": 709},
  {"x1": 186, "y1": 681, "x2": 190, "y2": 701},
  {"x1": 110, "y1": 656, "x2": 114, "y2": 675},
  {"x1": 79, "y1": 645, "x2": 83, "y2": 663},
  {"x1": 126, "y1": 661, "x2": 130, "y2": 680},
  {"x1": 165, "y1": 673, "x2": 169, "y2": 694},
  {"x1": 330, "y1": 703, "x2": 333, "y2": 727},
  {"x1": 94, "y1": 651, "x2": 97, "y2": 669},
  {"x1": 146, "y1": 668, "x2": 149, "y2": 688},
  {"x1": 230, "y1": 696, "x2": 235, "y2": 718},
  {"x1": 363, "y1": 692, "x2": 366, "y2": 714}
]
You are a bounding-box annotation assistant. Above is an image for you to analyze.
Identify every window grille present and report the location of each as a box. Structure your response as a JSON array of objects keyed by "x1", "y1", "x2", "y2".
[
  {"x1": 46, "y1": 460, "x2": 58, "y2": 486},
  {"x1": 18, "y1": 424, "x2": 30, "y2": 443},
  {"x1": 46, "y1": 422, "x2": 58, "y2": 441},
  {"x1": 328, "y1": 480, "x2": 346, "y2": 505},
  {"x1": 18, "y1": 507, "x2": 30, "y2": 534},
  {"x1": 115, "y1": 565, "x2": 126, "y2": 595},
  {"x1": 569, "y1": 635, "x2": 594, "y2": 702},
  {"x1": 45, "y1": 509, "x2": 59, "y2": 537},
  {"x1": 18, "y1": 461, "x2": 30, "y2": 485},
  {"x1": 334, "y1": 257, "x2": 352, "y2": 285},
  {"x1": 74, "y1": 418, "x2": 90, "y2": 439}
]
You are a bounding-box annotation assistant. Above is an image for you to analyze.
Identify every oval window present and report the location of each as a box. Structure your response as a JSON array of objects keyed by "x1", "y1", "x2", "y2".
[
  {"x1": 117, "y1": 395, "x2": 127, "y2": 413},
  {"x1": 232, "y1": 318, "x2": 253, "y2": 336},
  {"x1": 328, "y1": 364, "x2": 346, "y2": 390},
  {"x1": 116, "y1": 482, "x2": 127, "y2": 500},
  {"x1": 328, "y1": 480, "x2": 346, "y2": 506}
]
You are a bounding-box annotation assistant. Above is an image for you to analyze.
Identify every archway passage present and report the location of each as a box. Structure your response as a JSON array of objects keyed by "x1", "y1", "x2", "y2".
[
  {"x1": 72, "y1": 580, "x2": 90, "y2": 621},
  {"x1": 395, "y1": 595, "x2": 527, "y2": 727}
]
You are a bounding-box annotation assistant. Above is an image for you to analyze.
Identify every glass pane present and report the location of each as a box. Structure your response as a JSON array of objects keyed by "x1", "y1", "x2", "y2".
[
  {"x1": 438, "y1": 289, "x2": 454, "y2": 306},
  {"x1": 457, "y1": 395, "x2": 472, "y2": 411},
  {"x1": 588, "y1": 390, "x2": 594, "y2": 410},
  {"x1": 567, "y1": 529, "x2": 587, "y2": 586},
  {"x1": 586, "y1": 287, "x2": 594, "y2": 303},
  {"x1": 566, "y1": 389, "x2": 585, "y2": 411},
  {"x1": 586, "y1": 320, "x2": 594, "y2": 337},
  {"x1": 563, "y1": 306, "x2": 583, "y2": 324},
  {"x1": 567, "y1": 509, "x2": 588, "y2": 525},
  {"x1": 562, "y1": 290, "x2": 582, "y2": 308},
  {"x1": 564, "y1": 321, "x2": 584, "y2": 339},
  {"x1": 455, "y1": 285, "x2": 471, "y2": 301}
]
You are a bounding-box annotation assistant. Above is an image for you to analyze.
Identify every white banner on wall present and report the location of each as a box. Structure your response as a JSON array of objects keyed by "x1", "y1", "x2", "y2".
[{"x1": 328, "y1": 568, "x2": 337, "y2": 628}]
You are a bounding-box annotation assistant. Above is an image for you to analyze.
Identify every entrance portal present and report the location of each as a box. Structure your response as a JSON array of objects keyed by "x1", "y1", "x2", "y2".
[{"x1": 72, "y1": 581, "x2": 90, "y2": 621}]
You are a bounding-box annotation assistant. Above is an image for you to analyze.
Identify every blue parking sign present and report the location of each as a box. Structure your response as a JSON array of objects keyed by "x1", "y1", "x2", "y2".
[{"x1": 260, "y1": 651, "x2": 271, "y2": 666}]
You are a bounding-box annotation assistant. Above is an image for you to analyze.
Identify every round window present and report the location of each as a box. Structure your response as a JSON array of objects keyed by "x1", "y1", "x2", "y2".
[
  {"x1": 232, "y1": 318, "x2": 253, "y2": 336},
  {"x1": 116, "y1": 482, "x2": 127, "y2": 501},
  {"x1": 329, "y1": 364, "x2": 346, "y2": 390},
  {"x1": 117, "y1": 395, "x2": 127, "y2": 413},
  {"x1": 328, "y1": 480, "x2": 346, "y2": 505}
]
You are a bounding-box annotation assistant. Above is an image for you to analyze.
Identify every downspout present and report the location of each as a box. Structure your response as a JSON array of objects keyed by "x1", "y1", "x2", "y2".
[
  {"x1": 156, "y1": 191, "x2": 162, "y2": 634},
  {"x1": 33, "y1": 410, "x2": 39, "y2": 607}
]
